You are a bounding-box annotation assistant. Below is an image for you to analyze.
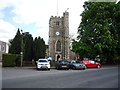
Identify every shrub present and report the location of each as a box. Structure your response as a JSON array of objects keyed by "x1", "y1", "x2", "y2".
[
  {"x1": 2, "y1": 54, "x2": 21, "y2": 67},
  {"x1": 50, "y1": 60, "x2": 57, "y2": 67}
]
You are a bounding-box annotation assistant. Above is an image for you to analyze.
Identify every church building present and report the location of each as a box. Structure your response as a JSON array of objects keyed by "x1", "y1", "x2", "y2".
[{"x1": 48, "y1": 11, "x2": 70, "y2": 61}]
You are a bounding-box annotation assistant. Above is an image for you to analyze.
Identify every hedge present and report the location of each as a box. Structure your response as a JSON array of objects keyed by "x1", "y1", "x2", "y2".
[
  {"x1": 2, "y1": 54, "x2": 21, "y2": 67},
  {"x1": 50, "y1": 60, "x2": 57, "y2": 67}
]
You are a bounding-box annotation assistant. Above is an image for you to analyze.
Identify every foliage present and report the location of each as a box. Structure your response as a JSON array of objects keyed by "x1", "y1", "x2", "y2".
[
  {"x1": 50, "y1": 60, "x2": 57, "y2": 67},
  {"x1": 9, "y1": 28, "x2": 21, "y2": 54},
  {"x1": 23, "y1": 33, "x2": 33, "y2": 61},
  {"x1": 9, "y1": 29, "x2": 46, "y2": 62},
  {"x1": 33, "y1": 37, "x2": 46, "y2": 61},
  {"x1": 2, "y1": 54, "x2": 20, "y2": 67},
  {"x1": 72, "y1": 1, "x2": 120, "y2": 63}
]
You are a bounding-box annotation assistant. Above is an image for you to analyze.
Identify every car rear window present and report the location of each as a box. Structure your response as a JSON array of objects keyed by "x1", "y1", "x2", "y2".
[
  {"x1": 39, "y1": 60, "x2": 47, "y2": 62},
  {"x1": 59, "y1": 61, "x2": 68, "y2": 63}
]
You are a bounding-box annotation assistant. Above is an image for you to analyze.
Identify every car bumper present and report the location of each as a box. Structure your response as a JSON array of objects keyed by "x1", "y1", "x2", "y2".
[
  {"x1": 59, "y1": 65, "x2": 69, "y2": 69},
  {"x1": 37, "y1": 65, "x2": 50, "y2": 70}
]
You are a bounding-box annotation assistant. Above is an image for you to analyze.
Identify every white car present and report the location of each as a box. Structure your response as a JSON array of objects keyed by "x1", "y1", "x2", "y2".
[{"x1": 36, "y1": 59, "x2": 50, "y2": 70}]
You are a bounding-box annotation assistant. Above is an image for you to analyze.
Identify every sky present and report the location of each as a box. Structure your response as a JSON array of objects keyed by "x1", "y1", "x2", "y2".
[
  {"x1": 0, "y1": 0, "x2": 88, "y2": 44},
  {"x1": 0, "y1": 0, "x2": 118, "y2": 44}
]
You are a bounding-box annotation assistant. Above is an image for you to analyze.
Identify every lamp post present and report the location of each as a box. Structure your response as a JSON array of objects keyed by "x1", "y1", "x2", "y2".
[
  {"x1": 20, "y1": 30, "x2": 23, "y2": 67},
  {"x1": 20, "y1": 52, "x2": 23, "y2": 67}
]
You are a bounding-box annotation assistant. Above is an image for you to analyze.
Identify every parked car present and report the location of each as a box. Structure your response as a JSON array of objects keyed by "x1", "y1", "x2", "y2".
[
  {"x1": 36, "y1": 59, "x2": 50, "y2": 70},
  {"x1": 69, "y1": 60, "x2": 86, "y2": 70},
  {"x1": 82, "y1": 60, "x2": 101, "y2": 68},
  {"x1": 55, "y1": 60, "x2": 69, "y2": 70}
]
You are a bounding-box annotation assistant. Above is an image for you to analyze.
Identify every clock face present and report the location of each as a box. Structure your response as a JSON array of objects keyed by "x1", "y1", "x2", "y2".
[{"x1": 56, "y1": 32, "x2": 60, "y2": 36}]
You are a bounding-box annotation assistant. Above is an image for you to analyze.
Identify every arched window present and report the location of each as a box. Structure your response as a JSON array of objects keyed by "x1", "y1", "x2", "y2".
[{"x1": 56, "y1": 40, "x2": 61, "y2": 52}]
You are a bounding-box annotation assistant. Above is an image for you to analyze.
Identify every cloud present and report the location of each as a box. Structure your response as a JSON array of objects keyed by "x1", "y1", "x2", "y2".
[
  {"x1": 36, "y1": 27, "x2": 49, "y2": 44},
  {"x1": 0, "y1": 12, "x2": 4, "y2": 18},
  {"x1": 0, "y1": 0, "x2": 87, "y2": 44},
  {"x1": 0, "y1": 19, "x2": 16, "y2": 42},
  {"x1": 0, "y1": 0, "x2": 119, "y2": 45},
  {"x1": 11, "y1": 0, "x2": 57, "y2": 24}
]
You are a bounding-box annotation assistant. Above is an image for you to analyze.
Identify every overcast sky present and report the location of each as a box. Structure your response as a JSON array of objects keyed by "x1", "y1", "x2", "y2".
[
  {"x1": 1, "y1": 0, "x2": 118, "y2": 44},
  {"x1": 0, "y1": 0, "x2": 89, "y2": 44}
]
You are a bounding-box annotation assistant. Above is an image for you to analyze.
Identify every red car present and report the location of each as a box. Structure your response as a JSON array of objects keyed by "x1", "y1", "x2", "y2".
[{"x1": 81, "y1": 60, "x2": 101, "y2": 68}]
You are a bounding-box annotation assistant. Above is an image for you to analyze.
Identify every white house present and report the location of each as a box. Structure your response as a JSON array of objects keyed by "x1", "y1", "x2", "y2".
[{"x1": 0, "y1": 40, "x2": 9, "y2": 62}]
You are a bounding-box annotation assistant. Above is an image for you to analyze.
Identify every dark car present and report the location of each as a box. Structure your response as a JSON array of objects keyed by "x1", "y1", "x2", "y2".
[
  {"x1": 69, "y1": 60, "x2": 86, "y2": 70},
  {"x1": 55, "y1": 60, "x2": 69, "y2": 70},
  {"x1": 82, "y1": 60, "x2": 101, "y2": 68}
]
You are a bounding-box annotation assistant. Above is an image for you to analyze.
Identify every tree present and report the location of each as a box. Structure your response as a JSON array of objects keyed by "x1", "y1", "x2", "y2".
[
  {"x1": 9, "y1": 28, "x2": 21, "y2": 54},
  {"x1": 9, "y1": 29, "x2": 47, "y2": 62},
  {"x1": 72, "y1": 1, "x2": 120, "y2": 64},
  {"x1": 33, "y1": 37, "x2": 46, "y2": 61},
  {"x1": 114, "y1": 1, "x2": 120, "y2": 60},
  {"x1": 39, "y1": 38, "x2": 46, "y2": 58},
  {"x1": 23, "y1": 33, "x2": 33, "y2": 61}
]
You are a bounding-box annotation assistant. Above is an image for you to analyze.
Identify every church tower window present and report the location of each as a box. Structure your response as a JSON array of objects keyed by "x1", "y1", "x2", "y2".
[
  {"x1": 56, "y1": 40, "x2": 61, "y2": 52},
  {"x1": 56, "y1": 22, "x2": 59, "y2": 26}
]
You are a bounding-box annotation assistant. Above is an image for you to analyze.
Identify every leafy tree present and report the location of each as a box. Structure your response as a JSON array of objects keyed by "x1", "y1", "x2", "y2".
[
  {"x1": 114, "y1": 1, "x2": 120, "y2": 59},
  {"x1": 9, "y1": 28, "x2": 21, "y2": 54},
  {"x1": 72, "y1": 1, "x2": 120, "y2": 64}
]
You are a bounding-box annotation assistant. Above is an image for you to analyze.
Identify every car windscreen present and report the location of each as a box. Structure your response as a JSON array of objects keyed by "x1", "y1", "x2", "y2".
[
  {"x1": 59, "y1": 61, "x2": 68, "y2": 63},
  {"x1": 38, "y1": 60, "x2": 47, "y2": 62},
  {"x1": 71, "y1": 61, "x2": 76, "y2": 63},
  {"x1": 71, "y1": 60, "x2": 81, "y2": 63}
]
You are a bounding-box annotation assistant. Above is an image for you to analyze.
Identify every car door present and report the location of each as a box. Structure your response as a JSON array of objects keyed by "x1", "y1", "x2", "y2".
[
  {"x1": 89, "y1": 61, "x2": 96, "y2": 67},
  {"x1": 69, "y1": 61, "x2": 75, "y2": 68},
  {"x1": 86, "y1": 61, "x2": 91, "y2": 67}
]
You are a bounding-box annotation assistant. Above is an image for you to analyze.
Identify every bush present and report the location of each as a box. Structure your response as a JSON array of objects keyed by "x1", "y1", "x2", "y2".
[
  {"x1": 2, "y1": 54, "x2": 21, "y2": 67},
  {"x1": 50, "y1": 60, "x2": 57, "y2": 67}
]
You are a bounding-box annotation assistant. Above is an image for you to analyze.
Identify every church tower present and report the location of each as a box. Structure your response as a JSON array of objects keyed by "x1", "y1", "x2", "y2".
[{"x1": 49, "y1": 11, "x2": 70, "y2": 61}]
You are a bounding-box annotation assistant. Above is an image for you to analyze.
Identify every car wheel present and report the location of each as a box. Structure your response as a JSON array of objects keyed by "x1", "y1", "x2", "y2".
[
  {"x1": 85, "y1": 65, "x2": 87, "y2": 69},
  {"x1": 48, "y1": 68, "x2": 50, "y2": 70},
  {"x1": 82, "y1": 68, "x2": 86, "y2": 70},
  {"x1": 56, "y1": 67, "x2": 59, "y2": 70},
  {"x1": 97, "y1": 65, "x2": 101, "y2": 68},
  {"x1": 37, "y1": 68, "x2": 39, "y2": 70},
  {"x1": 72, "y1": 67, "x2": 76, "y2": 70}
]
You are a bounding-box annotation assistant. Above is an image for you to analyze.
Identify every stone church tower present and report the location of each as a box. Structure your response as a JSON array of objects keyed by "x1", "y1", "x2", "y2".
[{"x1": 48, "y1": 11, "x2": 70, "y2": 61}]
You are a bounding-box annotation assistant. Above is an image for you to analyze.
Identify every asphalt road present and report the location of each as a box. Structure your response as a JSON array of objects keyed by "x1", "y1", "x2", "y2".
[{"x1": 2, "y1": 66, "x2": 119, "y2": 88}]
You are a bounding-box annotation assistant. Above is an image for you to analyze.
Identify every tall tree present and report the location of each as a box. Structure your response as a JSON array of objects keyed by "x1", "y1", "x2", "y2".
[
  {"x1": 9, "y1": 29, "x2": 47, "y2": 62},
  {"x1": 33, "y1": 37, "x2": 46, "y2": 61},
  {"x1": 23, "y1": 33, "x2": 33, "y2": 61},
  {"x1": 72, "y1": 1, "x2": 120, "y2": 63},
  {"x1": 114, "y1": 1, "x2": 120, "y2": 59},
  {"x1": 9, "y1": 28, "x2": 22, "y2": 54},
  {"x1": 40, "y1": 38, "x2": 46, "y2": 58}
]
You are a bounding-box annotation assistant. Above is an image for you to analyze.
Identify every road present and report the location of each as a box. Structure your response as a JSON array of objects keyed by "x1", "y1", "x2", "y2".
[{"x1": 2, "y1": 66, "x2": 119, "y2": 88}]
